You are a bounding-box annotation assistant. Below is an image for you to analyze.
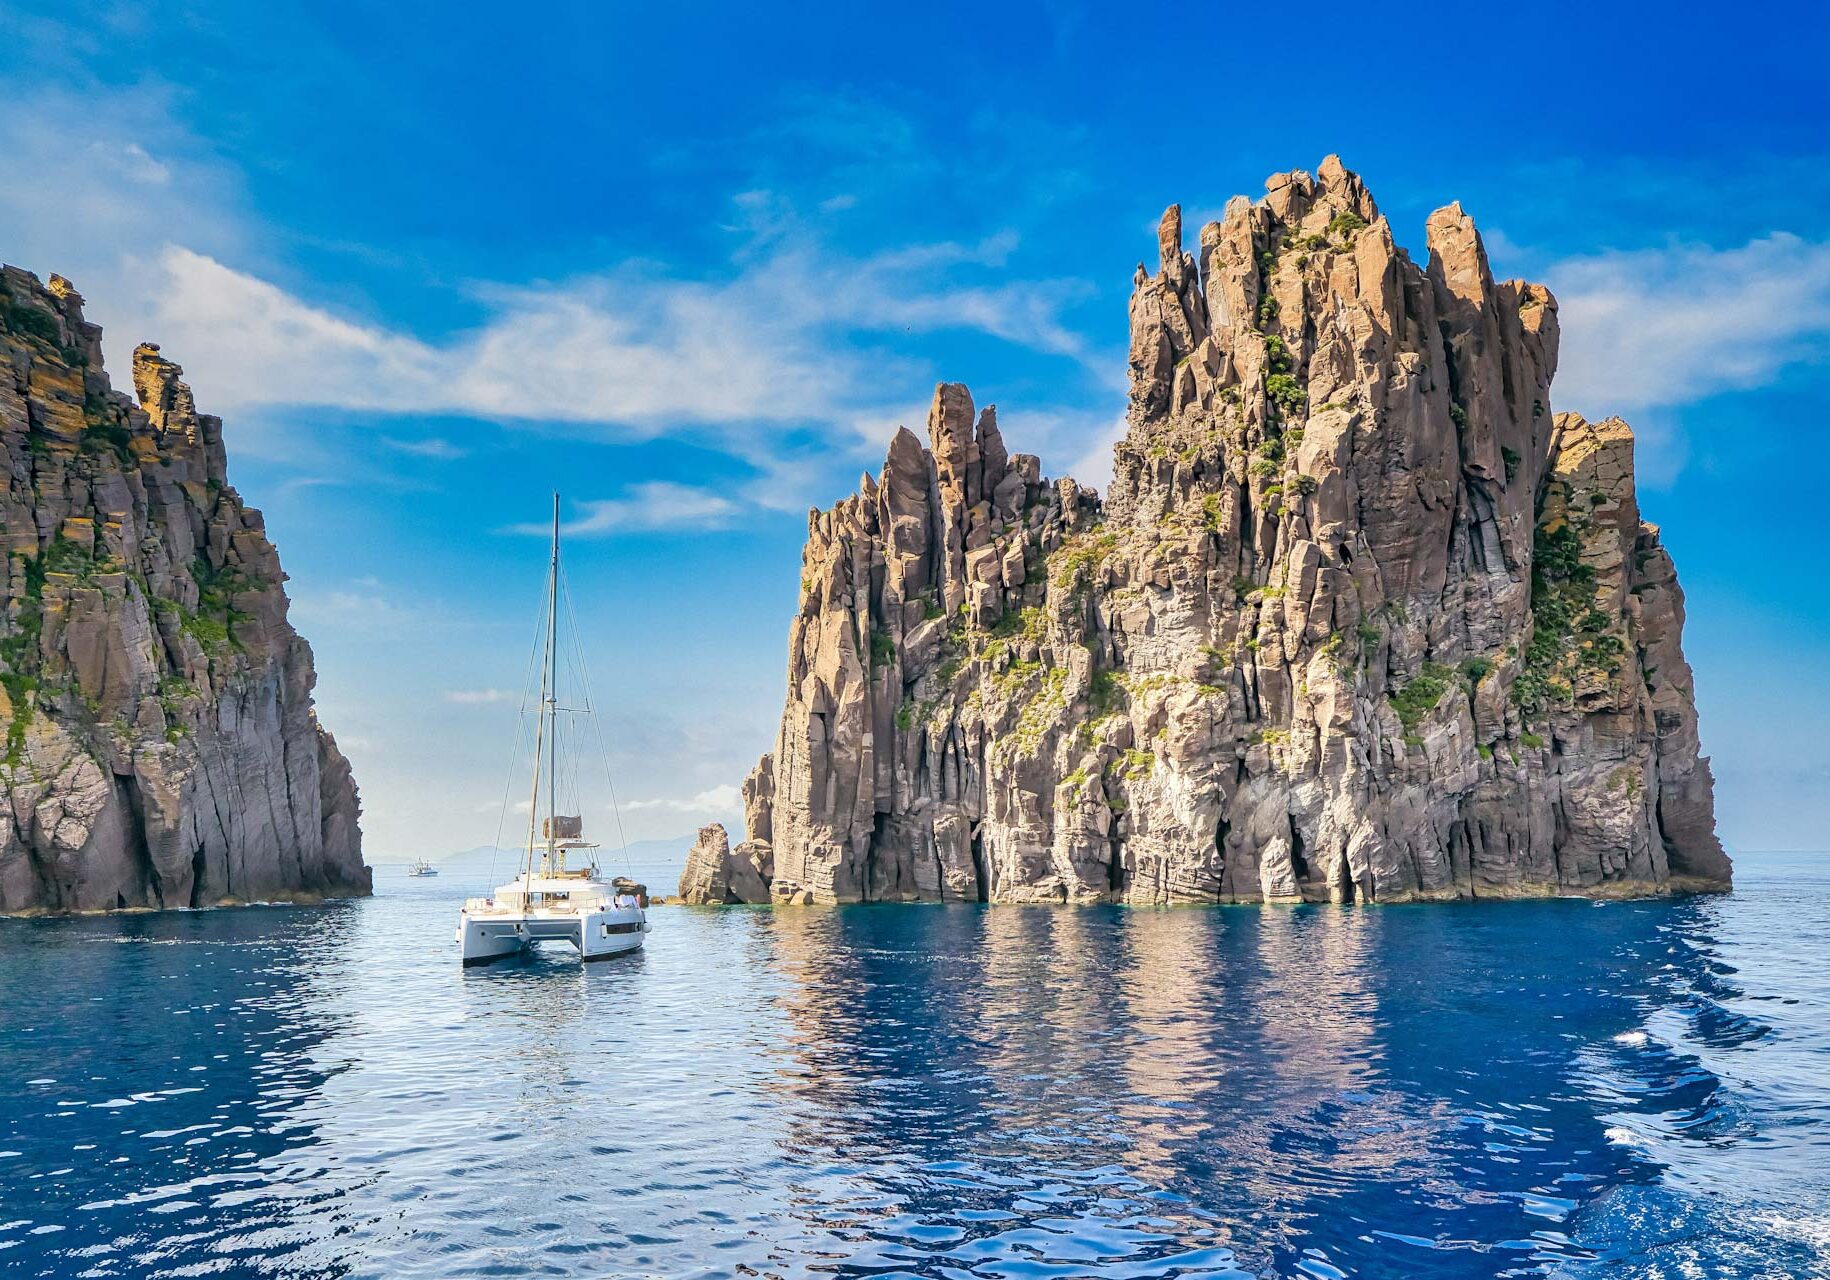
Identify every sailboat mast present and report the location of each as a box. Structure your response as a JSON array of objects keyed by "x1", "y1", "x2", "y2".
[
  {"x1": 521, "y1": 495, "x2": 560, "y2": 880},
  {"x1": 546, "y1": 493, "x2": 561, "y2": 873}
]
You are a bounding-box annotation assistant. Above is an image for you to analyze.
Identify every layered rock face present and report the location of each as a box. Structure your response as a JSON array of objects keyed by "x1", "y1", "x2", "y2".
[
  {"x1": 678, "y1": 823, "x2": 772, "y2": 905},
  {"x1": 0, "y1": 266, "x2": 369, "y2": 913},
  {"x1": 695, "y1": 158, "x2": 1729, "y2": 906}
]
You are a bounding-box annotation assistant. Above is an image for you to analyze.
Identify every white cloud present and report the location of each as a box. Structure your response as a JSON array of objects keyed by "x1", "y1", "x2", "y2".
[
  {"x1": 0, "y1": 87, "x2": 1098, "y2": 523},
  {"x1": 0, "y1": 86, "x2": 250, "y2": 325},
  {"x1": 119, "y1": 246, "x2": 443, "y2": 412},
  {"x1": 384, "y1": 437, "x2": 468, "y2": 459},
  {"x1": 623, "y1": 784, "x2": 742, "y2": 814},
  {"x1": 991, "y1": 404, "x2": 1130, "y2": 495},
  {"x1": 1548, "y1": 233, "x2": 1830, "y2": 416},
  {"x1": 116, "y1": 234, "x2": 1092, "y2": 440},
  {"x1": 1062, "y1": 412, "x2": 1127, "y2": 495},
  {"x1": 0, "y1": 86, "x2": 1124, "y2": 542},
  {"x1": 506, "y1": 483, "x2": 741, "y2": 538},
  {"x1": 289, "y1": 581, "x2": 419, "y2": 634},
  {"x1": 87, "y1": 140, "x2": 170, "y2": 186},
  {"x1": 444, "y1": 688, "x2": 516, "y2": 705}
]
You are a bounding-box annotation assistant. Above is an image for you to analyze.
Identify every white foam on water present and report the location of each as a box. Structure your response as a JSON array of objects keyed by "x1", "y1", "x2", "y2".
[{"x1": 1758, "y1": 1210, "x2": 1830, "y2": 1250}]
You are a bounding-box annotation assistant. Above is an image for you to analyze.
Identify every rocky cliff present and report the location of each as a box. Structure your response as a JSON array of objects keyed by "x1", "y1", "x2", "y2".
[
  {"x1": 0, "y1": 265, "x2": 368, "y2": 913},
  {"x1": 680, "y1": 158, "x2": 1730, "y2": 906}
]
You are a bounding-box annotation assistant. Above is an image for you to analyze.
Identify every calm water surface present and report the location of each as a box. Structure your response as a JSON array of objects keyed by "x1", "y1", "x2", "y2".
[{"x1": 1, "y1": 852, "x2": 1825, "y2": 1279}]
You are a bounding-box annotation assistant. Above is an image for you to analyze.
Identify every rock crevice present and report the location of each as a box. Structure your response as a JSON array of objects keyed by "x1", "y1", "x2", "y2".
[
  {"x1": 0, "y1": 265, "x2": 369, "y2": 913},
  {"x1": 676, "y1": 159, "x2": 1729, "y2": 906}
]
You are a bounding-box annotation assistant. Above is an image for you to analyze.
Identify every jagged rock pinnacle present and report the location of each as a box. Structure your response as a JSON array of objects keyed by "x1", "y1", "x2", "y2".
[
  {"x1": 683, "y1": 159, "x2": 1728, "y2": 905},
  {"x1": 0, "y1": 264, "x2": 368, "y2": 912}
]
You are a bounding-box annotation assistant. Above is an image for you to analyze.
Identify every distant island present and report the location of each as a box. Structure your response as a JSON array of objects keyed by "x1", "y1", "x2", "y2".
[
  {"x1": 0, "y1": 267, "x2": 367, "y2": 913},
  {"x1": 681, "y1": 157, "x2": 1732, "y2": 907}
]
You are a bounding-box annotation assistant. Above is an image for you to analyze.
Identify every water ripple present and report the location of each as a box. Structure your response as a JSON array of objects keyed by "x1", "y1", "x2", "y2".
[{"x1": 0, "y1": 856, "x2": 1826, "y2": 1277}]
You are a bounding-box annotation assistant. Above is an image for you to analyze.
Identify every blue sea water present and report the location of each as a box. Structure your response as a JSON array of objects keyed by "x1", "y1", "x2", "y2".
[{"x1": 0, "y1": 853, "x2": 1825, "y2": 1279}]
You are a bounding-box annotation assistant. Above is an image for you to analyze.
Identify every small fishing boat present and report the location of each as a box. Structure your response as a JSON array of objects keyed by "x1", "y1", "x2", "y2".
[
  {"x1": 457, "y1": 496, "x2": 649, "y2": 966},
  {"x1": 406, "y1": 859, "x2": 439, "y2": 877}
]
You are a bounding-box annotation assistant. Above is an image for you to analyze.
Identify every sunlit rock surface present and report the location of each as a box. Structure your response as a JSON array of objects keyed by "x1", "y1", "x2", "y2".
[
  {"x1": 686, "y1": 158, "x2": 1731, "y2": 904},
  {"x1": 0, "y1": 265, "x2": 368, "y2": 912}
]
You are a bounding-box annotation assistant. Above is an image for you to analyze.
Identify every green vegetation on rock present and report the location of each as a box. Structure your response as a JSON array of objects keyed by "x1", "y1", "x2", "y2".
[
  {"x1": 1390, "y1": 662, "x2": 1457, "y2": 731},
  {"x1": 1326, "y1": 210, "x2": 1368, "y2": 240},
  {"x1": 869, "y1": 629, "x2": 896, "y2": 669},
  {"x1": 1, "y1": 298, "x2": 60, "y2": 346},
  {"x1": 1512, "y1": 498, "x2": 1624, "y2": 718},
  {"x1": 1266, "y1": 372, "x2": 1305, "y2": 416}
]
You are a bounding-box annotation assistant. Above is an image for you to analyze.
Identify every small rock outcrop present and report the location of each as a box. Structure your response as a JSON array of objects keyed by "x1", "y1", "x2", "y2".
[
  {"x1": 677, "y1": 823, "x2": 772, "y2": 905},
  {"x1": 0, "y1": 265, "x2": 369, "y2": 913},
  {"x1": 683, "y1": 158, "x2": 1730, "y2": 906}
]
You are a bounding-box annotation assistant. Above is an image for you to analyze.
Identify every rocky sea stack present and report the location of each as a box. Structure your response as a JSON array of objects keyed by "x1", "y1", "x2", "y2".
[
  {"x1": 679, "y1": 157, "x2": 1732, "y2": 907},
  {"x1": 0, "y1": 266, "x2": 368, "y2": 913}
]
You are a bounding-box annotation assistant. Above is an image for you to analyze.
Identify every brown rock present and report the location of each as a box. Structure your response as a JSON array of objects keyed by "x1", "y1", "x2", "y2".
[
  {"x1": 723, "y1": 159, "x2": 1726, "y2": 905},
  {"x1": 0, "y1": 267, "x2": 368, "y2": 914}
]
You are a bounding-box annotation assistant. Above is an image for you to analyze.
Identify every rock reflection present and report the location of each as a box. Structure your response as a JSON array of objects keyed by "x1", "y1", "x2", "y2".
[
  {"x1": 1107, "y1": 908, "x2": 1227, "y2": 1177},
  {"x1": 751, "y1": 901, "x2": 1739, "y2": 1279},
  {"x1": 754, "y1": 904, "x2": 1431, "y2": 1276},
  {"x1": 0, "y1": 906, "x2": 363, "y2": 1279},
  {"x1": 4, "y1": 867, "x2": 1823, "y2": 1280}
]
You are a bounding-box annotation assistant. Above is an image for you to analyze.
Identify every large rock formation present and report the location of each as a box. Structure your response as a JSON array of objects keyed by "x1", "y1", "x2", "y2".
[
  {"x1": 689, "y1": 158, "x2": 1730, "y2": 906},
  {"x1": 0, "y1": 265, "x2": 369, "y2": 913}
]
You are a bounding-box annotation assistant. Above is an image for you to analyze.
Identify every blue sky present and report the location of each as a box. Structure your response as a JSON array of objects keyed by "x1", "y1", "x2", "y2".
[{"x1": 2, "y1": 0, "x2": 1827, "y2": 858}]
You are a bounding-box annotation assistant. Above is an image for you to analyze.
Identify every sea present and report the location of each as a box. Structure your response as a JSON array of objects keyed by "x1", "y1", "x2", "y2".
[{"x1": 0, "y1": 849, "x2": 1824, "y2": 1279}]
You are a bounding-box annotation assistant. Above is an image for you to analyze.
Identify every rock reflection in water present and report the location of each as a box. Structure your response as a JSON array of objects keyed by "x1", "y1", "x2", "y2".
[
  {"x1": 748, "y1": 899, "x2": 1821, "y2": 1279},
  {"x1": 3, "y1": 860, "x2": 1827, "y2": 1279},
  {"x1": 0, "y1": 906, "x2": 366, "y2": 1277},
  {"x1": 756, "y1": 906, "x2": 1486, "y2": 1277}
]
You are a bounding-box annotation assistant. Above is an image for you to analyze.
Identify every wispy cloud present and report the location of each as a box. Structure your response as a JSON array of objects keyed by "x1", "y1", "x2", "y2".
[
  {"x1": 0, "y1": 85, "x2": 1099, "y2": 522},
  {"x1": 623, "y1": 784, "x2": 742, "y2": 814},
  {"x1": 506, "y1": 482, "x2": 741, "y2": 538},
  {"x1": 1052, "y1": 408, "x2": 1129, "y2": 494},
  {"x1": 289, "y1": 578, "x2": 421, "y2": 634},
  {"x1": 0, "y1": 82, "x2": 1124, "y2": 530},
  {"x1": 1548, "y1": 233, "x2": 1830, "y2": 416},
  {"x1": 87, "y1": 140, "x2": 170, "y2": 186},
  {"x1": 121, "y1": 231, "x2": 1091, "y2": 437},
  {"x1": 443, "y1": 688, "x2": 516, "y2": 705},
  {"x1": 0, "y1": 84, "x2": 250, "y2": 287},
  {"x1": 384, "y1": 436, "x2": 469, "y2": 459}
]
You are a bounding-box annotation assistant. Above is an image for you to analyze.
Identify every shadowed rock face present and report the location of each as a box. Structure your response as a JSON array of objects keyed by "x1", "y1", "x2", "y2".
[
  {"x1": 685, "y1": 157, "x2": 1730, "y2": 906},
  {"x1": 0, "y1": 265, "x2": 369, "y2": 913},
  {"x1": 677, "y1": 822, "x2": 773, "y2": 905}
]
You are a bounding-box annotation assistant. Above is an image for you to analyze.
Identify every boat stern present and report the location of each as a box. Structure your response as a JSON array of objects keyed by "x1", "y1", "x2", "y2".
[
  {"x1": 580, "y1": 906, "x2": 648, "y2": 962},
  {"x1": 458, "y1": 905, "x2": 527, "y2": 966}
]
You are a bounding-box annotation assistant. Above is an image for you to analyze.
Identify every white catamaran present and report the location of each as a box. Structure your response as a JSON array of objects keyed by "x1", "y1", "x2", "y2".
[{"x1": 457, "y1": 496, "x2": 649, "y2": 966}]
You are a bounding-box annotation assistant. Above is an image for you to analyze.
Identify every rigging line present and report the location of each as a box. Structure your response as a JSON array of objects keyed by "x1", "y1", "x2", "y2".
[
  {"x1": 560, "y1": 569, "x2": 634, "y2": 879},
  {"x1": 485, "y1": 563, "x2": 552, "y2": 894},
  {"x1": 557, "y1": 570, "x2": 597, "y2": 863},
  {"x1": 554, "y1": 565, "x2": 589, "y2": 829},
  {"x1": 558, "y1": 570, "x2": 593, "y2": 714},
  {"x1": 519, "y1": 542, "x2": 552, "y2": 882}
]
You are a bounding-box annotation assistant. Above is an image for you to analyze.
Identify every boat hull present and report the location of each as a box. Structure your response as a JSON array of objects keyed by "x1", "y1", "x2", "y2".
[{"x1": 458, "y1": 904, "x2": 647, "y2": 966}]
